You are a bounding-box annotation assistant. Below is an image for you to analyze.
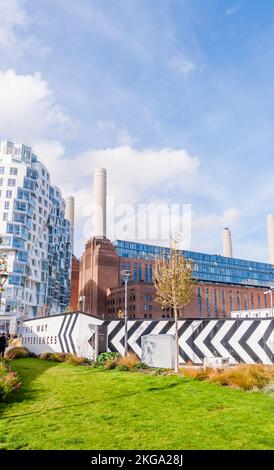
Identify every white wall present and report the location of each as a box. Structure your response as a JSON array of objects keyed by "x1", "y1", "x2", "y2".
[{"x1": 19, "y1": 313, "x2": 104, "y2": 360}]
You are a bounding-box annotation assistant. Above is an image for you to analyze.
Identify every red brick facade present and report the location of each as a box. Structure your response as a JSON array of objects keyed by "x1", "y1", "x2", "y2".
[
  {"x1": 106, "y1": 282, "x2": 270, "y2": 320},
  {"x1": 78, "y1": 238, "x2": 271, "y2": 319},
  {"x1": 79, "y1": 237, "x2": 119, "y2": 317},
  {"x1": 69, "y1": 255, "x2": 80, "y2": 311}
]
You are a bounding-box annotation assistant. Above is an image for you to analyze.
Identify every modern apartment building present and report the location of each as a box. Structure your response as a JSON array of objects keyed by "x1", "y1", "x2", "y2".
[{"x1": 0, "y1": 140, "x2": 72, "y2": 320}]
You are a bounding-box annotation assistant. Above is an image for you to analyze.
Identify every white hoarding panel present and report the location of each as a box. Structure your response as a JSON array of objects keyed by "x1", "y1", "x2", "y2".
[
  {"x1": 141, "y1": 334, "x2": 175, "y2": 368},
  {"x1": 19, "y1": 313, "x2": 104, "y2": 360}
]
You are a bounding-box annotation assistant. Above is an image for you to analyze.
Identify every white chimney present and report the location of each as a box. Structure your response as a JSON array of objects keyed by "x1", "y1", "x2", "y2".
[
  {"x1": 93, "y1": 168, "x2": 107, "y2": 239},
  {"x1": 267, "y1": 214, "x2": 274, "y2": 264},
  {"x1": 65, "y1": 195, "x2": 75, "y2": 253},
  {"x1": 223, "y1": 227, "x2": 233, "y2": 258}
]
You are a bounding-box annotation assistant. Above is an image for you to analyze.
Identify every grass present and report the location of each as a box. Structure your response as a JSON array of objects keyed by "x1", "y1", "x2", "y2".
[{"x1": 0, "y1": 358, "x2": 274, "y2": 450}]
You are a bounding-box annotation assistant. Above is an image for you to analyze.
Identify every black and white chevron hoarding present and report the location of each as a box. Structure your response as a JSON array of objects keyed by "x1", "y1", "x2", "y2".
[
  {"x1": 20, "y1": 314, "x2": 274, "y2": 365},
  {"x1": 107, "y1": 319, "x2": 274, "y2": 365},
  {"x1": 20, "y1": 313, "x2": 104, "y2": 360}
]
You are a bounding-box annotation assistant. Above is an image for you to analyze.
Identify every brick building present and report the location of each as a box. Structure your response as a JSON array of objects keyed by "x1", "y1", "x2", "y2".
[
  {"x1": 69, "y1": 255, "x2": 80, "y2": 311},
  {"x1": 76, "y1": 237, "x2": 274, "y2": 320}
]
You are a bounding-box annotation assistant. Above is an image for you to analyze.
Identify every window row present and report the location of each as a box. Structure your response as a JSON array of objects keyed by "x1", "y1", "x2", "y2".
[{"x1": 0, "y1": 167, "x2": 18, "y2": 175}]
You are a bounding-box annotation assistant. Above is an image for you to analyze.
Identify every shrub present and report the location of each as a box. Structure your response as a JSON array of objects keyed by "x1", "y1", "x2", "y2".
[
  {"x1": 39, "y1": 352, "x2": 90, "y2": 365},
  {"x1": 39, "y1": 352, "x2": 69, "y2": 362},
  {"x1": 104, "y1": 357, "x2": 120, "y2": 370},
  {"x1": 9, "y1": 337, "x2": 22, "y2": 348},
  {"x1": 39, "y1": 352, "x2": 54, "y2": 361},
  {"x1": 95, "y1": 352, "x2": 121, "y2": 368},
  {"x1": 65, "y1": 355, "x2": 91, "y2": 366},
  {"x1": 50, "y1": 352, "x2": 70, "y2": 362},
  {"x1": 5, "y1": 347, "x2": 31, "y2": 359},
  {"x1": 151, "y1": 368, "x2": 167, "y2": 376},
  {"x1": 210, "y1": 364, "x2": 273, "y2": 390},
  {"x1": 182, "y1": 364, "x2": 274, "y2": 390},
  {"x1": 116, "y1": 353, "x2": 142, "y2": 371},
  {"x1": 182, "y1": 367, "x2": 214, "y2": 381},
  {"x1": 133, "y1": 362, "x2": 149, "y2": 371},
  {"x1": 0, "y1": 360, "x2": 21, "y2": 401}
]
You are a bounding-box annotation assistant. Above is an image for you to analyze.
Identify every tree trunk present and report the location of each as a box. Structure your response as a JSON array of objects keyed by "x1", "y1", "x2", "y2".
[{"x1": 174, "y1": 306, "x2": 179, "y2": 373}]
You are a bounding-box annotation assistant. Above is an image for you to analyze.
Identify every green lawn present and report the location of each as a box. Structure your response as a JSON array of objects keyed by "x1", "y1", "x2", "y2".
[{"x1": 0, "y1": 358, "x2": 274, "y2": 450}]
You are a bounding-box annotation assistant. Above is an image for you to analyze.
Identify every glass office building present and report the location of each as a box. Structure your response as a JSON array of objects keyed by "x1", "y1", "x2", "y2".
[
  {"x1": 0, "y1": 140, "x2": 72, "y2": 319},
  {"x1": 114, "y1": 240, "x2": 274, "y2": 288}
]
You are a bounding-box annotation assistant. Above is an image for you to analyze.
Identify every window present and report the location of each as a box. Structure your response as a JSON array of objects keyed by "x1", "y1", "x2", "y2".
[
  {"x1": 197, "y1": 287, "x2": 202, "y2": 316},
  {"x1": 4, "y1": 201, "x2": 9, "y2": 209},
  {"x1": 144, "y1": 294, "x2": 152, "y2": 301},
  {"x1": 10, "y1": 167, "x2": 17, "y2": 175},
  {"x1": 244, "y1": 291, "x2": 248, "y2": 310},
  {"x1": 214, "y1": 289, "x2": 218, "y2": 316},
  {"x1": 258, "y1": 295, "x2": 261, "y2": 309},
  {"x1": 6, "y1": 190, "x2": 12, "y2": 198},
  {"x1": 8, "y1": 178, "x2": 16, "y2": 186},
  {"x1": 229, "y1": 290, "x2": 233, "y2": 312},
  {"x1": 206, "y1": 288, "x2": 210, "y2": 317},
  {"x1": 222, "y1": 289, "x2": 226, "y2": 316},
  {"x1": 0, "y1": 178, "x2": 3, "y2": 186},
  {"x1": 3, "y1": 212, "x2": 9, "y2": 220},
  {"x1": 0, "y1": 167, "x2": 4, "y2": 174},
  {"x1": 251, "y1": 292, "x2": 254, "y2": 309},
  {"x1": 237, "y1": 291, "x2": 241, "y2": 310}
]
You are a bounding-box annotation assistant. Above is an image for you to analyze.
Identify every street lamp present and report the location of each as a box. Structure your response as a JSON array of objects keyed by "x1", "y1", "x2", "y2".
[
  {"x1": 264, "y1": 287, "x2": 274, "y2": 317},
  {"x1": 121, "y1": 269, "x2": 132, "y2": 356},
  {"x1": 0, "y1": 271, "x2": 8, "y2": 313}
]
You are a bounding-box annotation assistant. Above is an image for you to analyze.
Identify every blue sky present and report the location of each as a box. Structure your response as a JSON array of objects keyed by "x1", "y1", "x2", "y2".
[{"x1": 1, "y1": 0, "x2": 274, "y2": 260}]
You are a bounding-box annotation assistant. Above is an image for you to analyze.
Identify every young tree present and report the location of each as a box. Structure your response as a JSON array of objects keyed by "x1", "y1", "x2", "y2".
[{"x1": 153, "y1": 241, "x2": 195, "y2": 373}]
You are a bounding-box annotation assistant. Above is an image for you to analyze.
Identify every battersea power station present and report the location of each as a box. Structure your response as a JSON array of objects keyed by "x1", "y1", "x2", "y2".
[{"x1": 72, "y1": 169, "x2": 274, "y2": 320}]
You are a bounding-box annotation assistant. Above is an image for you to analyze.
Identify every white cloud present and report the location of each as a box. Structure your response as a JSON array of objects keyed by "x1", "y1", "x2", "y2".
[
  {"x1": 0, "y1": 0, "x2": 26, "y2": 49},
  {"x1": 193, "y1": 208, "x2": 240, "y2": 232},
  {"x1": 0, "y1": 0, "x2": 49, "y2": 58},
  {"x1": 96, "y1": 120, "x2": 138, "y2": 146},
  {"x1": 116, "y1": 128, "x2": 137, "y2": 146},
  {"x1": 32, "y1": 141, "x2": 66, "y2": 172},
  {"x1": 167, "y1": 54, "x2": 197, "y2": 78},
  {"x1": 0, "y1": 69, "x2": 72, "y2": 142},
  {"x1": 43, "y1": 144, "x2": 200, "y2": 201},
  {"x1": 225, "y1": 4, "x2": 240, "y2": 16},
  {"x1": 191, "y1": 208, "x2": 241, "y2": 255},
  {"x1": 35, "y1": 144, "x2": 200, "y2": 254}
]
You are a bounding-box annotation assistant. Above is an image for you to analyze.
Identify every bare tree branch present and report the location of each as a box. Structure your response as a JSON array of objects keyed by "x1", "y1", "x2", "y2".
[{"x1": 153, "y1": 240, "x2": 195, "y2": 372}]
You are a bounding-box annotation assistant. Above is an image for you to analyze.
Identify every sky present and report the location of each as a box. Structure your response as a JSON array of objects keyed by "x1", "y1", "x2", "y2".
[{"x1": 1, "y1": 0, "x2": 274, "y2": 261}]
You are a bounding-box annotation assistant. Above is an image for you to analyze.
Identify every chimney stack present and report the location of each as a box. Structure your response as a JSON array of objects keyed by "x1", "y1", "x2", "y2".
[
  {"x1": 65, "y1": 196, "x2": 75, "y2": 253},
  {"x1": 93, "y1": 168, "x2": 107, "y2": 239},
  {"x1": 223, "y1": 227, "x2": 233, "y2": 258},
  {"x1": 267, "y1": 214, "x2": 274, "y2": 264}
]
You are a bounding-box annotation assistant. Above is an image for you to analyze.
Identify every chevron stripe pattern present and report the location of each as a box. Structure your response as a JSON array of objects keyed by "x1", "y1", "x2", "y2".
[
  {"x1": 106, "y1": 318, "x2": 274, "y2": 365},
  {"x1": 58, "y1": 313, "x2": 79, "y2": 354}
]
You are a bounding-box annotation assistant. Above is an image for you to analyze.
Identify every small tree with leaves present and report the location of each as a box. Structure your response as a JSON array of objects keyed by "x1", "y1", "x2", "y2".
[{"x1": 153, "y1": 241, "x2": 195, "y2": 372}]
